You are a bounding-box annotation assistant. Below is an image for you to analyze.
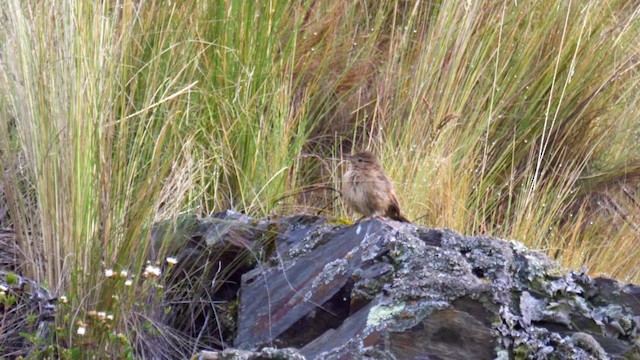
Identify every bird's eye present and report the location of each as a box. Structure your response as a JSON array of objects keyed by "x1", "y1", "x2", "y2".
[{"x1": 358, "y1": 158, "x2": 363, "y2": 162}]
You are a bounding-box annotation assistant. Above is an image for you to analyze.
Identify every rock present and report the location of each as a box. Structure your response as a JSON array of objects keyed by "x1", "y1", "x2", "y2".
[
  {"x1": 156, "y1": 212, "x2": 640, "y2": 359},
  {"x1": 0, "y1": 270, "x2": 56, "y2": 358},
  {"x1": 193, "y1": 348, "x2": 305, "y2": 360},
  {"x1": 147, "y1": 210, "x2": 274, "y2": 354}
]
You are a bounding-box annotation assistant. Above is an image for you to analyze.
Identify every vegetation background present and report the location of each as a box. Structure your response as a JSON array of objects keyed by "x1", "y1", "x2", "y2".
[{"x1": 0, "y1": 0, "x2": 638, "y2": 357}]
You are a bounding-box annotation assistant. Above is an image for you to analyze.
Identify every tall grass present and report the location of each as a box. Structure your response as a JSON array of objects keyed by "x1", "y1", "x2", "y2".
[
  {"x1": 0, "y1": 0, "x2": 208, "y2": 355},
  {"x1": 0, "y1": 0, "x2": 638, "y2": 356},
  {"x1": 370, "y1": 1, "x2": 640, "y2": 281}
]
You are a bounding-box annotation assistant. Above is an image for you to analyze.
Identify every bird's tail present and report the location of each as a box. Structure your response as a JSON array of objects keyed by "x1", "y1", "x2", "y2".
[{"x1": 387, "y1": 202, "x2": 411, "y2": 223}]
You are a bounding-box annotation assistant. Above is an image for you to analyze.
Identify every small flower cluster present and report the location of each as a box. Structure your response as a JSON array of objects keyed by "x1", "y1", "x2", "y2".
[
  {"x1": 76, "y1": 321, "x2": 87, "y2": 335},
  {"x1": 74, "y1": 256, "x2": 179, "y2": 336},
  {"x1": 88, "y1": 310, "x2": 115, "y2": 321},
  {"x1": 75, "y1": 310, "x2": 116, "y2": 336},
  {"x1": 143, "y1": 263, "x2": 162, "y2": 278},
  {"x1": 104, "y1": 269, "x2": 133, "y2": 280}
]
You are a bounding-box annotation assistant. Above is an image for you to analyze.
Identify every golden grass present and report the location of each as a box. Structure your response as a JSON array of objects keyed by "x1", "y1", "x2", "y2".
[{"x1": 0, "y1": 0, "x2": 638, "y2": 356}]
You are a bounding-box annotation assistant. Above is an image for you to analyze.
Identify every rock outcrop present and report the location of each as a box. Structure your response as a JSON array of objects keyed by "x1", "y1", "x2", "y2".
[
  {"x1": 153, "y1": 212, "x2": 640, "y2": 359},
  {"x1": 0, "y1": 271, "x2": 56, "y2": 358}
]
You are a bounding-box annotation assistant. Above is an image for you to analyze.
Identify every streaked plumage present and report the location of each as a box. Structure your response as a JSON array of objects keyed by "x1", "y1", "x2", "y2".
[{"x1": 342, "y1": 151, "x2": 410, "y2": 223}]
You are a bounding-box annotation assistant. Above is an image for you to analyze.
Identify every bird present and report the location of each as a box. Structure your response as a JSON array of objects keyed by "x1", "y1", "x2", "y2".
[{"x1": 341, "y1": 151, "x2": 410, "y2": 223}]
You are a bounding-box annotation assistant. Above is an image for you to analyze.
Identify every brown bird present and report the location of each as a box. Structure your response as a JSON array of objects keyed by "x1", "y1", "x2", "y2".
[{"x1": 342, "y1": 151, "x2": 410, "y2": 223}]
